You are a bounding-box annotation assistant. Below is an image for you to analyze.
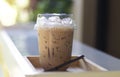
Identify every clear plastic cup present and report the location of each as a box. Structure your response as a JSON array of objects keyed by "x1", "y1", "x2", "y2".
[{"x1": 34, "y1": 13, "x2": 75, "y2": 71}]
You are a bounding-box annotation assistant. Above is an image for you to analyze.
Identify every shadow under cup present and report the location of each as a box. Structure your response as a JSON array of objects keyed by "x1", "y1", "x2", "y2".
[{"x1": 35, "y1": 14, "x2": 75, "y2": 71}]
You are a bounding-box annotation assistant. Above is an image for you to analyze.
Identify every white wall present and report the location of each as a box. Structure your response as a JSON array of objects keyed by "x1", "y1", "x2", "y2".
[{"x1": 72, "y1": 0, "x2": 84, "y2": 42}]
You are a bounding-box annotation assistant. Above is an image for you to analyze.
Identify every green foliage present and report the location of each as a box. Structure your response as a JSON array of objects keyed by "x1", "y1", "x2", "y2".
[{"x1": 30, "y1": 0, "x2": 72, "y2": 21}]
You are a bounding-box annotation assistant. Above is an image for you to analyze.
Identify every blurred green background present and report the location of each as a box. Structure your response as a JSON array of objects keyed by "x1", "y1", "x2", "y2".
[
  {"x1": 30, "y1": 0, "x2": 72, "y2": 21},
  {"x1": 0, "y1": 0, "x2": 72, "y2": 26}
]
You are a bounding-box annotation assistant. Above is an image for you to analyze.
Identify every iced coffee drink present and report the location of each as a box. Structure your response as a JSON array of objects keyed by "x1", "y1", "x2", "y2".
[{"x1": 34, "y1": 14, "x2": 74, "y2": 71}]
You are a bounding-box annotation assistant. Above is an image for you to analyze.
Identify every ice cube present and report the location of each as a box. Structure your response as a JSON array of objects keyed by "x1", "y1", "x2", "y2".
[
  {"x1": 37, "y1": 16, "x2": 48, "y2": 26},
  {"x1": 62, "y1": 18, "x2": 73, "y2": 25},
  {"x1": 36, "y1": 16, "x2": 47, "y2": 24},
  {"x1": 48, "y1": 16, "x2": 61, "y2": 23},
  {"x1": 34, "y1": 16, "x2": 48, "y2": 29}
]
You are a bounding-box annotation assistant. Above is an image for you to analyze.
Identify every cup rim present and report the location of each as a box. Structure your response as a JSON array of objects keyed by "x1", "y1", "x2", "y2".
[{"x1": 37, "y1": 13, "x2": 73, "y2": 17}]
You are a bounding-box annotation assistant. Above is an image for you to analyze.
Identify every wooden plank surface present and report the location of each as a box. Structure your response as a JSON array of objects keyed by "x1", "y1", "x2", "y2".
[{"x1": 26, "y1": 71, "x2": 120, "y2": 77}]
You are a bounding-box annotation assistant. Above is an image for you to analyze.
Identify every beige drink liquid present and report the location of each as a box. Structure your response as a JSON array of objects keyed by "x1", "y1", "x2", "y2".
[
  {"x1": 38, "y1": 26, "x2": 73, "y2": 70},
  {"x1": 35, "y1": 14, "x2": 74, "y2": 71}
]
